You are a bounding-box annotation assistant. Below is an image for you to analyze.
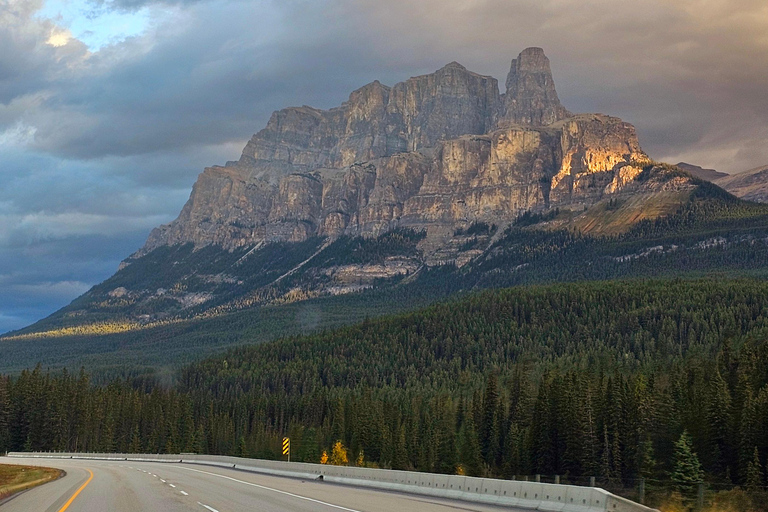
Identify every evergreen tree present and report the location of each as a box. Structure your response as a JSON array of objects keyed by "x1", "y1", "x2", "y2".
[
  {"x1": 480, "y1": 375, "x2": 500, "y2": 468},
  {"x1": 745, "y1": 447, "x2": 764, "y2": 492},
  {"x1": 671, "y1": 431, "x2": 704, "y2": 500},
  {"x1": 457, "y1": 416, "x2": 482, "y2": 476}
]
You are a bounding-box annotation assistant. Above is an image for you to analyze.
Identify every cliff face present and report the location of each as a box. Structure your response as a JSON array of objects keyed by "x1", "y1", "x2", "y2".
[
  {"x1": 500, "y1": 47, "x2": 572, "y2": 127},
  {"x1": 143, "y1": 48, "x2": 648, "y2": 256}
]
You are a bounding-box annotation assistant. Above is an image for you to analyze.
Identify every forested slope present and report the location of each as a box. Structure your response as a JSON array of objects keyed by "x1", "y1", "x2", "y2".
[{"x1": 2, "y1": 280, "x2": 767, "y2": 506}]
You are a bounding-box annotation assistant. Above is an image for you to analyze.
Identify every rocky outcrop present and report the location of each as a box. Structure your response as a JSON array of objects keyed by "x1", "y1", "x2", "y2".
[
  {"x1": 142, "y1": 48, "x2": 651, "y2": 256},
  {"x1": 499, "y1": 47, "x2": 572, "y2": 127}
]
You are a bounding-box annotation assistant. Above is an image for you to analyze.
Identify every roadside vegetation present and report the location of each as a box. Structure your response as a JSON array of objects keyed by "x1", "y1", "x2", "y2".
[{"x1": 0, "y1": 464, "x2": 61, "y2": 500}]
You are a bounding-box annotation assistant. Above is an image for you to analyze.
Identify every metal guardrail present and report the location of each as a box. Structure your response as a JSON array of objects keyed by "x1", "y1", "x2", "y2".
[{"x1": 7, "y1": 452, "x2": 659, "y2": 512}]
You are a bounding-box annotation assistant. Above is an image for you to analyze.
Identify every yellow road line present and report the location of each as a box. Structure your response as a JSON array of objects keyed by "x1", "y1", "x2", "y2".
[{"x1": 57, "y1": 468, "x2": 93, "y2": 512}]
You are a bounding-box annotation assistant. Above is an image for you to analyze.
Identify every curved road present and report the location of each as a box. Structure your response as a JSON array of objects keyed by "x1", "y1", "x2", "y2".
[{"x1": 1, "y1": 457, "x2": 520, "y2": 512}]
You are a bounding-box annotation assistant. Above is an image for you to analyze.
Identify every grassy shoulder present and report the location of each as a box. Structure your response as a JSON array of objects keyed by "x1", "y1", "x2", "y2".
[{"x1": 0, "y1": 463, "x2": 62, "y2": 500}]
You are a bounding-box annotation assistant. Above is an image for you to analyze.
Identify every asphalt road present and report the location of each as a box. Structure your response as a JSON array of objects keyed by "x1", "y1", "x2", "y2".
[{"x1": 1, "y1": 457, "x2": 523, "y2": 512}]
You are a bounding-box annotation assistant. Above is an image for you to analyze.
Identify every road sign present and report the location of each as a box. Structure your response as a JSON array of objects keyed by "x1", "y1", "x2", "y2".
[{"x1": 282, "y1": 437, "x2": 290, "y2": 462}]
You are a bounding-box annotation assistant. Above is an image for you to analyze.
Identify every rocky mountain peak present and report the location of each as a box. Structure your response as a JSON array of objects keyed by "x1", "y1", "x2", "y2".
[
  {"x1": 441, "y1": 61, "x2": 467, "y2": 70},
  {"x1": 509, "y1": 47, "x2": 550, "y2": 74},
  {"x1": 142, "y1": 48, "x2": 657, "y2": 258},
  {"x1": 501, "y1": 47, "x2": 572, "y2": 127}
]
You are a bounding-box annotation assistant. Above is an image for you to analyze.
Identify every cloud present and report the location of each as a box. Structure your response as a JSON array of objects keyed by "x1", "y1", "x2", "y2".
[
  {"x1": 9, "y1": 0, "x2": 766, "y2": 169},
  {"x1": 1, "y1": 0, "x2": 768, "y2": 332}
]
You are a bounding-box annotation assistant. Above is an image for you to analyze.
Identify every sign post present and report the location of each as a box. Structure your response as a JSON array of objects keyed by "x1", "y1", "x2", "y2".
[{"x1": 282, "y1": 437, "x2": 290, "y2": 462}]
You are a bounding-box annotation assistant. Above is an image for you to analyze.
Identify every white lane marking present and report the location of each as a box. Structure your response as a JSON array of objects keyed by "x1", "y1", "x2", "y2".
[
  {"x1": 169, "y1": 484, "x2": 176, "y2": 488},
  {"x1": 161, "y1": 479, "x2": 166, "y2": 483},
  {"x1": 174, "y1": 466, "x2": 364, "y2": 512},
  {"x1": 180, "y1": 491, "x2": 189, "y2": 496},
  {"x1": 197, "y1": 503, "x2": 220, "y2": 512}
]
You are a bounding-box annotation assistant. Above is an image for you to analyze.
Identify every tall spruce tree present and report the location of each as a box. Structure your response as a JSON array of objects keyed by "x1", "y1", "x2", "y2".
[
  {"x1": 671, "y1": 431, "x2": 704, "y2": 499},
  {"x1": 745, "y1": 447, "x2": 764, "y2": 491}
]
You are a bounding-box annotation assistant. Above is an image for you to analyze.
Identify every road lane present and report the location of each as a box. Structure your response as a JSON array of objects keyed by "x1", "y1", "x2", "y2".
[{"x1": 1, "y1": 457, "x2": 524, "y2": 512}]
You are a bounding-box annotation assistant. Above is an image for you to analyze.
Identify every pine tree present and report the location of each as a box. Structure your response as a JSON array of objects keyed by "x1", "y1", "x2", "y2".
[
  {"x1": 0, "y1": 377, "x2": 9, "y2": 453},
  {"x1": 706, "y1": 371, "x2": 732, "y2": 477},
  {"x1": 457, "y1": 416, "x2": 482, "y2": 476},
  {"x1": 739, "y1": 390, "x2": 758, "y2": 483},
  {"x1": 480, "y1": 375, "x2": 500, "y2": 468},
  {"x1": 530, "y1": 376, "x2": 555, "y2": 474},
  {"x1": 392, "y1": 423, "x2": 408, "y2": 470},
  {"x1": 671, "y1": 431, "x2": 704, "y2": 500},
  {"x1": 745, "y1": 447, "x2": 764, "y2": 491},
  {"x1": 502, "y1": 421, "x2": 524, "y2": 478},
  {"x1": 601, "y1": 424, "x2": 613, "y2": 481}
]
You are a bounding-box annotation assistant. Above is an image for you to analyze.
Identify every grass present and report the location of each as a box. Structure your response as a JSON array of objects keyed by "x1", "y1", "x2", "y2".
[{"x1": 0, "y1": 463, "x2": 62, "y2": 500}]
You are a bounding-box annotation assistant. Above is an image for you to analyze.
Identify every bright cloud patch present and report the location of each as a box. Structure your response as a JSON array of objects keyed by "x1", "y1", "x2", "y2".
[
  {"x1": 46, "y1": 28, "x2": 71, "y2": 46},
  {"x1": 38, "y1": 0, "x2": 153, "y2": 51}
]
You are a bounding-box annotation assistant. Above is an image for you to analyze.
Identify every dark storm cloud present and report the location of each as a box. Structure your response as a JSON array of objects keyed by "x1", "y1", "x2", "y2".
[
  {"x1": 1, "y1": 0, "x2": 768, "y2": 332},
  {"x1": 0, "y1": 230, "x2": 149, "y2": 333}
]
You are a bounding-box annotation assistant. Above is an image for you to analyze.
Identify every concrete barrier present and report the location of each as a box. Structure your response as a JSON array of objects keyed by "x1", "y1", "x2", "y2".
[{"x1": 6, "y1": 452, "x2": 658, "y2": 512}]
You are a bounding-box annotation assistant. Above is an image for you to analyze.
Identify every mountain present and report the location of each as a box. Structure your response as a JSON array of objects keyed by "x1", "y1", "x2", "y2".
[
  {"x1": 7, "y1": 48, "x2": 768, "y2": 376},
  {"x1": 676, "y1": 161, "x2": 768, "y2": 203},
  {"x1": 713, "y1": 164, "x2": 768, "y2": 203},
  {"x1": 676, "y1": 162, "x2": 729, "y2": 181},
  {"x1": 143, "y1": 47, "x2": 647, "y2": 258}
]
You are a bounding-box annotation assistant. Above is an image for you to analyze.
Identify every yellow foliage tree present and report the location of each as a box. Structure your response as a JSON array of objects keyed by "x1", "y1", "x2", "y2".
[
  {"x1": 329, "y1": 441, "x2": 349, "y2": 466},
  {"x1": 455, "y1": 464, "x2": 466, "y2": 476},
  {"x1": 320, "y1": 451, "x2": 328, "y2": 464},
  {"x1": 356, "y1": 450, "x2": 365, "y2": 467}
]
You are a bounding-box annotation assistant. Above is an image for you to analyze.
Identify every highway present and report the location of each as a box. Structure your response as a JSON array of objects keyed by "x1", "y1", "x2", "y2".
[{"x1": 1, "y1": 457, "x2": 523, "y2": 512}]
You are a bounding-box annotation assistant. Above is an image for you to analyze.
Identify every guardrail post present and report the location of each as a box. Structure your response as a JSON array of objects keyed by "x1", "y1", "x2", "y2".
[
  {"x1": 535, "y1": 474, "x2": 541, "y2": 483},
  {"x1": 589, "y1": 476, "x2": 595, "y2": 487},
  {"x1": 554, "y1": 475, "x2": 560, "y2": 484},
  {"x1": 638, "y1": 478, "x2": 645, "y2": 504}
]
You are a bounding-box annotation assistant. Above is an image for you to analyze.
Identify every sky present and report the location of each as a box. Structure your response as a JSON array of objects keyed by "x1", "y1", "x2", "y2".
[{"x1": 1, "y1": 0, "x2": 768, "y2": 333}]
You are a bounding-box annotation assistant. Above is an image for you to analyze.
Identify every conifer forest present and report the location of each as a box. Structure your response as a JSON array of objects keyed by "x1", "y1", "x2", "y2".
[{"x1": 2, "y1": 280, "x2": 767, "y2": 508}]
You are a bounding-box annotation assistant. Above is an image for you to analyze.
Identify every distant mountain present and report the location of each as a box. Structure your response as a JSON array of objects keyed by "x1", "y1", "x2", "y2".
[
  {"x1": 7, "y1": 48, "x2": 768, "y2": 373},
  {"x1": 676, "y1": 162, "x2": 729, "y2": 181},
  {"x1": 714, "y1": 164, "x2": 768, "y2": 203},
  {"x1": 677, "y1": 161, "x2": 768, "y2": 204}
]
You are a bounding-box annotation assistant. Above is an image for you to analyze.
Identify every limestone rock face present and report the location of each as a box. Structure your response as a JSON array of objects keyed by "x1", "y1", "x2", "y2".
[
  {"x1": 549, "y1": 115, "x2": 645, "y2": 202},
  {"x1": 499, "y1": 47, "x2": 572, "y2": 127},
  {"x1": 236, "y1": 63, "x2": 499, "y2": 180},
  {"x1": 142, "y1": 48, "x2": 650, "y2": 256}
]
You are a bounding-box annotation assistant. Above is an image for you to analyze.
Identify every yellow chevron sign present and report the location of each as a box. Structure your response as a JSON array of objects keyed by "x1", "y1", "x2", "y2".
[{"x1": 282, "y1": 437, "x2": 290, "y2": 456}]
